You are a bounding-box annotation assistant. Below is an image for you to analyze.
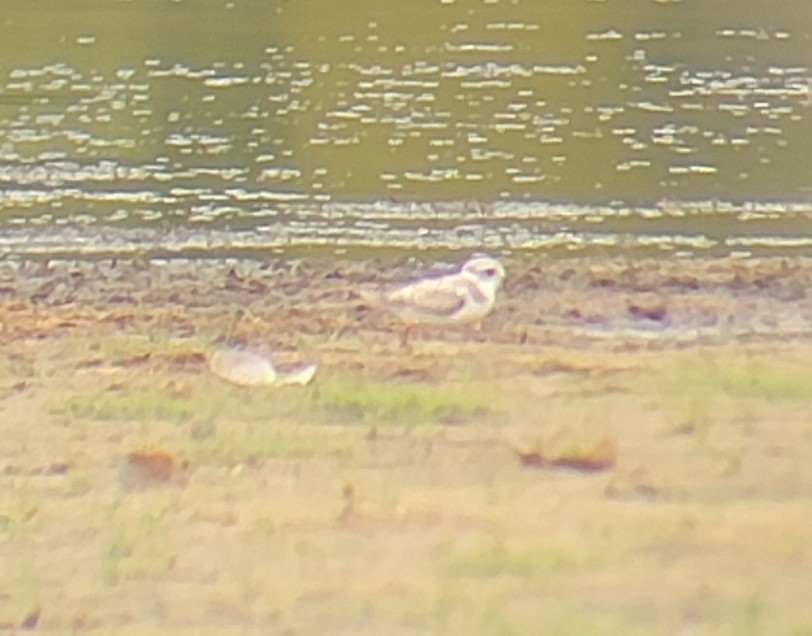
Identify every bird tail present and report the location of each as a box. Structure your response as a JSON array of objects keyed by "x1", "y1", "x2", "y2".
[{"x1": 356, "y1": 286, "x2": 384, "y2": 307}]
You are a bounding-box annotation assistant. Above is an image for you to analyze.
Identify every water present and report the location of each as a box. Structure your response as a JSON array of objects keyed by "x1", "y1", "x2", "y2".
[{"x1": 0, "y1": 0, "x2": 810, "y2": 257}]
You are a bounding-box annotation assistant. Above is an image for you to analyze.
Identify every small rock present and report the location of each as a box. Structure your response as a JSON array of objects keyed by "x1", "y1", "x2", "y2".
[{"x1": 209, "y1": 347, "x2": 316, "y2": 387}]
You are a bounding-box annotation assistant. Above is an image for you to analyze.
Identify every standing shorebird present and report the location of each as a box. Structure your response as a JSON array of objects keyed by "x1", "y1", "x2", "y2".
[{"x1": 362, "y1": 255, "x2": 506, "y2": 347}]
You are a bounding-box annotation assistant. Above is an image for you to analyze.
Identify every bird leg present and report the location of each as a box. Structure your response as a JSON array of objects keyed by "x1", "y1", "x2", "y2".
[
  {"x1": 462, "y1": 321, "x2": 483, "y2": 342},
  {"x1": 400, "y1": 323, "x2": 415, "y2": 349}
]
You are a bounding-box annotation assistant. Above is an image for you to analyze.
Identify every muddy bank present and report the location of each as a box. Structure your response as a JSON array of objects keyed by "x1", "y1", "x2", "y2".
[{"x1": 1, "y1": 254, "x2": 811, "y2": 350}]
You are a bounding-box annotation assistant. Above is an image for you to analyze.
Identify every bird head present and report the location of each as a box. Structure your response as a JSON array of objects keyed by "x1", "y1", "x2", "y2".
[{"x1": 460, "y1": 256, "x2": 505, "y2": 291}]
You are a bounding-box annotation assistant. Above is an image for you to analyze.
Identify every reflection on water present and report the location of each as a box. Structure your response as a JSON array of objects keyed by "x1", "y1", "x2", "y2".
[{"x1": 0, "y1": 0, "x2": 809, "y2": 256}]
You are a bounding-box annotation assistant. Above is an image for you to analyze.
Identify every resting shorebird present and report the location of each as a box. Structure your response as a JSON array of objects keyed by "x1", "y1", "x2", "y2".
[{"x1": 362, "y1": 255, "x2": 506, "y2": 347}]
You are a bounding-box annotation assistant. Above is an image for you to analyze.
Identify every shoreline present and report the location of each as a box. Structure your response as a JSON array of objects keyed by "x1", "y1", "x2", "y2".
[
  {"x1": 1, "y1": 197, "x2": 812, "y2": 261},
  {"x1": 2, "y1": 252, "x2": 811, "y2": 349}
]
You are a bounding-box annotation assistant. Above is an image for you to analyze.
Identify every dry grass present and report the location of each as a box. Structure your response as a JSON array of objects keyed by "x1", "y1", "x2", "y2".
[
  {"x1": 1, "y1": 327, "x2": 812, "y2": 635},
  {"x1": 1, "y1": 256, "x2": 812, "y2": 634}
]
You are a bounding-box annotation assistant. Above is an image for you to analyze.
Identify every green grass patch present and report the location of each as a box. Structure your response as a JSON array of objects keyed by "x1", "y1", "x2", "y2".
[
  {"x1": 102, "y1": 503, "x2": 178, "y2": 586},
  {"x1": 663, "y1": 357, "x2": 812, "y2": 404},
  {"x1": 654, "y1": 354, "x2": 812, "y2": 437},
  {"x1": 54, "y1": 388, "x2": 197, "y2": 422},
  {"x1": 445, "y1": 543, "x2": 605, "y2": 578},
  {"x1": 715, "y1": 361, "x2": 812, "y2": 401},
  {"x1": 313, "y1": 376, "x2": 495, "y2": 425},
  {"x1": 191, "y1": 422, "x2": 360, "y2": 463},
  {"x1": 50, "y1": 368, "x2": 497, "y2": 429}
]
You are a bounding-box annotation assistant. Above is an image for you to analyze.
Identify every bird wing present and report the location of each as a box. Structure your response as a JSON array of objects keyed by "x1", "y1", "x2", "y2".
[{"x1": 386, "y1": 277, "x2": 468, "y2": 317}]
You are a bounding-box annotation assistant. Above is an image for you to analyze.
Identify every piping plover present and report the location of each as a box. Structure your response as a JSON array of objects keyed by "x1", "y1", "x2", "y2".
[{"x1": 362, "y1": 255, "x2": 506, "y2": 346}]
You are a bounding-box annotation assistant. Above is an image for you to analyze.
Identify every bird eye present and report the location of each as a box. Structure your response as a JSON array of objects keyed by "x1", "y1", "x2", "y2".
[{"x1": 484, "y1": 268, "x2": 497, "y2": 277}]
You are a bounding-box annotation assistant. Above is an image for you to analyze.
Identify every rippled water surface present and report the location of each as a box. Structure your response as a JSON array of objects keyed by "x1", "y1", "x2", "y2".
[{"x1": 0, "y1": 0, "x2": 810, "y2": 256}]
